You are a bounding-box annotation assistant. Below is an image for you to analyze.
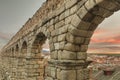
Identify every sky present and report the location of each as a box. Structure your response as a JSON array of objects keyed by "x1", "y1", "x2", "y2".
[{"x1": 0, "y1": 0, "x2": 120, "y2": 53}]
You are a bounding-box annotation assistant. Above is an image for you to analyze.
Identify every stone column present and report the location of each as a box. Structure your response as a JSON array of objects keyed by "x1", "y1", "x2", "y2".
[
  {"x1": 17, "y1": 49, "x2": 27, "y2": 80},
  {"x1": 46, "y1": 57, "x2": 90, "y2": 80},
  {"x1": 11, "y1": 50, "x2": 18, "y2": 80},
  {"x1": 11, "y1": 51, "x2": 19, "y2": 80},
  {"x1": 26, "y1": 44, "x2": 45, "y2": 80}
]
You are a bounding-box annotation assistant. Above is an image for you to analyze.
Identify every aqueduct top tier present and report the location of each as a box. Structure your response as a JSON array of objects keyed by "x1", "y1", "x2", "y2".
[{"x1": 1, "y1": 0, "x2": 65, "y2": 52}]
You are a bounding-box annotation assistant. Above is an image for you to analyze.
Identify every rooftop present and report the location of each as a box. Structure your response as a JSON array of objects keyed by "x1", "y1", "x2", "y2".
[{"x1": 91, "y1": 67, "x2": 120, "y2": 80}]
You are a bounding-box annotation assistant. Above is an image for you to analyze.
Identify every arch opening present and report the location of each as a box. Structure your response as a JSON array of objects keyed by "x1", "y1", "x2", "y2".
[
  {"x1": 17, "y1": 41, "x2": 28, "y2": 80},
  {"x1": 27, "y1": 32, "x2": 49, "y2": 80},
  {"x1": 21, "y1": 41, "x2": 27, "y2": 54},
  {"x1": 85, "y1": 2, "x2": 120, "y2": 80},
  {"x1": 11, "y1": 48, "x2": 14, "y2": 57},
  {"x1": 88, "y1": 11, "x2": 120, "y2": 54},
  {"x1": 31, "y1": 32, "x2": 47, "y2": 54},
  {"x1": 68, "y1": 0, "x2": 120, "y2": 80},
  {"x1": 15, "y1": 44, "x2": 19, "y2": 57}
]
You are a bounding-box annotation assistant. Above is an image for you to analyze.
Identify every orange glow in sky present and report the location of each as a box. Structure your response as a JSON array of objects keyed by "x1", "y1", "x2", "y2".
[{"x1": 88, "y1": 11, "x2": 120, "y2": 54}]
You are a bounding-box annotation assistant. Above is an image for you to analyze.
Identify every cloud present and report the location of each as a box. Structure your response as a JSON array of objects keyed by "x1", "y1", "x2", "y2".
[
  {"x1": 0, "y1": 32, "x2": 11, "y2": 40},
  {"x1": 88, "y1": 45, "x2": 120, "y2": 53},
  {"x1": 0, "y1": 32, "x2": 13, "y2": 49},
  {"x1": 0, "y1": 41, "x2": 6, "y2": 49},
  {"x1": 88, "y1": 29, "x2": 120, "y2": 53},
  {"x1": 90, "y1": 34, "x2": 120, "y2": 45}
]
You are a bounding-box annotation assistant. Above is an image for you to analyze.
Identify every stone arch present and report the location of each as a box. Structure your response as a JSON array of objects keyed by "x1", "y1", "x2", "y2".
[
  {"x1": 21, "y1": 41, "x2": 27, "y2": 54},
  {"x1": 5, "y1": 49, "x2": 9, "y2": 57},
  {"x1": 70, "y1": 0, "x2": 120, "y2": 53},
  {"x1": 26, "y1": 32, "x2": 47, "y2": 80},
  {"x1": 65, "y1": 0, "x2": 120, "y2": 80},
  {"x1": 11, "y1": 44, "x2": 20, "y2": 79},
  {"x1": 31, "y1": 32, "x2": 47, "y2": 54},
  {"x1": 65, "y1": 0, "x2": 120, "y2": 59},
  {"x1": 15, "y1": 44, "x2": 19, "y2": 57},
  {"x1": 11, "y1": 47, "x2": 14, "y2": 57},
  {"x1": 17, "y1": 41, "x2": 28, "y2": 80}
]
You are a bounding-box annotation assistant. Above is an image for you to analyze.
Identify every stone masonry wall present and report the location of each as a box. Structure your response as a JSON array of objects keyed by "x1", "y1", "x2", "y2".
[{"x1": 0, "y1": 0, "x2": 120, "y2": 80}]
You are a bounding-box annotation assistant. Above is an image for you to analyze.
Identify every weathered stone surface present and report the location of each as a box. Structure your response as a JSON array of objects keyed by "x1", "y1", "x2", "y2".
[
  {"x1": 77, "y1": 5, "x2": 88, "y2": 19},
  {"x1": 91, "y1": 16, "x2": 104, "y2": 24},
  {"x1": 66, "y1": 33, "x2": 84, "y2": 44},
  {"x1": 65, "y1": 0, "x2": 78, "y2": 9},
  {"x1": 85, "y1": 0, "x2": 96, "y2": 10},
  {"x1": 95, "y1": 0, "x2": 118, "y2": 11},
  {"x1": 55, "y1": 20, "x2": 65, "y2": 29},
  {"x1": 54, "y1": 43, "x2": 59, "y2": 50},
  {"x1": 58, "y1": 50, "x2": 77, "y2": 60},
  {"x1": 88, "y1": 23, "x2": 98, "y2": 31},
  {"x1": 53, "y1": 36, "x2": 58, "y2": 43},
  {"x1": 56, "y1": 5, "x2": 65, "y2": 16},
  {"x1": 51, "y1": 51, "x2": 58, "y2": 59},
  {"x1": 59, "y1": 12, "x2": 65, "y2": 20},
  {"x1": 65, "y1": 9, "x2": 70, "y2": 18},
  {"x1": 48, "y1": 25, "x2": 54, "y2": 32},
  {"x1": 57, "y1": 68, "x2": 61, "y2": 79},
  {"x1": 90, "y1": 6, "x2": 113, "y2": 18},
  {"x1": 84, "y1": 38, "x2": 90, "y2": 45},
  {"x1": 49, "y1": 43, "x2": 55, "y2": 51},
  {"x1": 70, "y1": 5, "x2": 78, "y2": 14},
  {"x1": 59, "y1": 41, "x2": 66, "y2": 50},
  {"x1": 58, "y1": 25, "x2": 68, "y2": 34},
  {"x1": 77, "y1": 52, "x2": 87, "y2": 60},
  {"x1": 60, "y1": 70, "x2": 76, "y2": 80},
  {"x1": 71, "y1": 14, "x2": 81, "y2": 27},
  {"x1": 77, "y1": 69, "x2": 89, "y2": 80},
  {"x1": 64, "y1": 43, "x2": 80, "y2": 52},
  {"x1": 65, "y1": 14, "x2": 74, "y2": 24},
  {"x1": 45, "y1": 77, "x2": 53, "y2": 80},
  {"x1": 68, "y1": 25, "x2": 92, "y2": 38},
  {"x1": 80, "y1": 45, "x2": 88, "y2": 52},
  {"x1": 58, "y1": 34, "x2": 66, "y2": 42},
  {"x1": 50, "y1": 67, "x2": 56, "y2": 78},
  {"x1": 54, "y1": 16, "x2": 59, "y2": 24},
  {"x1": 51, "y1": 29, "x2": 59, "y2": 37}
]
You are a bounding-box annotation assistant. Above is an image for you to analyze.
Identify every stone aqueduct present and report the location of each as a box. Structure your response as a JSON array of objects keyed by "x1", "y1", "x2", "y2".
[{"x1": 0, "y1": 0, "x2": 120, "y2": 80}]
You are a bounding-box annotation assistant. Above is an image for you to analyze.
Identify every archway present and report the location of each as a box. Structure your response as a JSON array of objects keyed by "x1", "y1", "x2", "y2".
[
  {"x1": 88, "y1": 10, "x2": 120, "y2": 54},
  {"x1": 87, "y1": 9, "x2": 120, "y2": 80},
  {"x1": 60, "y1": 0, "x2": 120, "y2": 80},
  {"x1": 15, "y1": 44, "x2": 19, "y2": 54},
  {"x1": 26, "y1": 32, "x2": 47, "y2": 80},
  {"x1": 11, "y1": 48, "x2": 14, "y2": 57},
  {"x1": 10, "y1": 47, "x2": 15, "y2": 80},
  {"x1": 17, "y1": 41, "x2": 27, "y2": 80},
  {"x1": 11, "y1": 44, "x2": 19, "y2": 79},
  {"x1": 21, "y1": 41, "x2": 27, "y2": 54}
]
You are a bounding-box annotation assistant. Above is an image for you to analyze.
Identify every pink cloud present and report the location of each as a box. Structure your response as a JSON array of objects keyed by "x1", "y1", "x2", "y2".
[
  {"x1": 91, "y1": 34, "x2": 120, "y2": 44},
  {"x1": 88, "y1": 45, "x2": 120, "y2": 53},
  {"x1": 0, "y1": 32, "x2": 12, "y2": 40},
  {"x1": 88, "y1": 29, "x2": 120, "y2": 53},
  {"x1": 91, "y1": 38, "x2": 120, "y2": 44}
]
